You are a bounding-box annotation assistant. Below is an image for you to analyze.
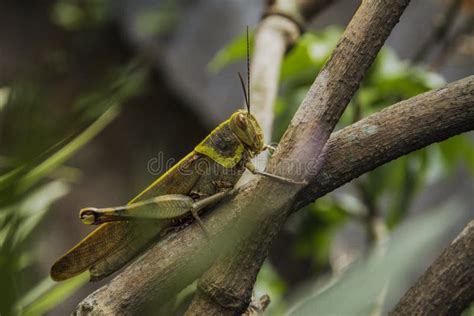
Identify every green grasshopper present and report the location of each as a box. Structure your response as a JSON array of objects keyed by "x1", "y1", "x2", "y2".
[{"x1": 50, "y1": 38, "x2": 301, "y2": 281}]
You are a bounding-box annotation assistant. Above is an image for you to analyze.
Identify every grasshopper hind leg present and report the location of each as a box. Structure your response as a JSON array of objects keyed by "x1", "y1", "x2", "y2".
[
  {"x1": 189, "y1": 190, "x2": 230, "y2": 238},
  {"x1": 79, "y1": 195, "x2": 194, "y2": 225},
  {"x1": 79, "y1": 191, "x2": 230, "y2": 239}
]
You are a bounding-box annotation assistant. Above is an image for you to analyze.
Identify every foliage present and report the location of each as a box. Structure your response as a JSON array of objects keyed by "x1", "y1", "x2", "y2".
[
  {"x1": 0, "y1": 59, "x2": 147, "y2": 315},
  {"x1": 51, "y1": 0, "x2": 111, "y2": 31},
  {"x1": 288, "y1": 201, "x2": 463, "y2": 315},
  {"x1": 254, "y1": 262, "x2": 287, "y2": 315},
  {"x1": 210, "y1": 26, "x2": 474, "y2": 314}
]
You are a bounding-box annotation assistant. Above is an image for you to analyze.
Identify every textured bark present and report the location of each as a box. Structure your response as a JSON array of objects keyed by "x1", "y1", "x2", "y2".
[
  {"x1": 74, "y1": 75, "x2": 473, "y2": 315},
  {"x1": 391, "y1": 220, "x2": 474, "y2": 315}
]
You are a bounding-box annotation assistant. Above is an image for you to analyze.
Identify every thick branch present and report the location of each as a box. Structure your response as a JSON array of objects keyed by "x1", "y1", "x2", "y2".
[
  {"x1": 391, "y1": 220, "x2": 474, "y2": 315},
  {"x1": 74, "y1": 75, "x2": 473, "y2": 315},
  {"x1": 413, "y1": 0, "x2": 462, "y2": 63}
]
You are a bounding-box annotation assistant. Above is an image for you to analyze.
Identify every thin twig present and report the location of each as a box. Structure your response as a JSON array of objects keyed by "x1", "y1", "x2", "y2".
[
  {"x1": 413, "y1": 0, "x2": 463, "y2": 63},
  {"x1": 430, "y1": 15, "x2": 474, "y2": 70}
]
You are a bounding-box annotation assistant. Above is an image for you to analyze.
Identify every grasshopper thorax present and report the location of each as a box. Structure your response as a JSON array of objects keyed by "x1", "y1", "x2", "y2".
[{"x1": 229, "y1": 110, "x2": 264, "y2": 156}]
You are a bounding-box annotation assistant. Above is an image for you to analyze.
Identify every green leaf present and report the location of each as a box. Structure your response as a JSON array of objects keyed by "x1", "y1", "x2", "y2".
[
  {"x1": 0, "y1": 86, "x2": 10, "y2": 111},
  {"x1": 19, "y1": 273, "x2": 89, "y2": 316},
  {"x1": 17, "y1": 105, "x2": 119, "y2": 192},
  {"x1": 280, "y1": 28, "x2": 341, "y2": 83},
  {"x1": 462, "y1": 301, "x2": 474, "y2": 316},
  {"x1": 438, "y1": 134, "x2": 474, "y2": 178},
  {"x1": 13, "y1": 181, "x2": 70, "y2": 247},
  {"x1": 51, "y1": 1, "x2": 85, "y2": 30},
  {"x1": 293, "y1": 198, "x2": 348, "y2": 267},
  {"x1": 207, "y1": 30, "x2": 255, "y2": 74},
  {"x1": 288, "y1": 201, "x2": 463, "y2": 316},
  {"x1": 0, "y1": 165, "x2": 26, "y2": 192},
  {"x1": 51, "y1": 0, "x2": 111, "y2": 30},
  {"x1": 16, "y1": 277, "x2": 56, "y2": 312},
  {"x1": 255, "y1": 261, "x2": 287, "y2": 315}
]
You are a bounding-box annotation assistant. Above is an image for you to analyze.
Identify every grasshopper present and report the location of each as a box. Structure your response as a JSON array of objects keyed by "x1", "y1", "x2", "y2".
[{"x1": 50, "y1": 35, "x2": 301, "y2": 282}]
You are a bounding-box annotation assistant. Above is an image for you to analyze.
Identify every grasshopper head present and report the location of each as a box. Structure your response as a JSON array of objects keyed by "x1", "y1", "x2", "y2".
[{"x1": 230, "y1": 110, "x2": 264, "y2": 155}]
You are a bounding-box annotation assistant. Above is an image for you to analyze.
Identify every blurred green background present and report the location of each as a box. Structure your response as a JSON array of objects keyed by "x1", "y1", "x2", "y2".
[{"x1": 0, "y1": 0, "x2": 472, "y2": 315}]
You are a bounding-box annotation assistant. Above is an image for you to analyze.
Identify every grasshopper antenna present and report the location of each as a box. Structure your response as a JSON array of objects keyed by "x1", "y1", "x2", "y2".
[
  {"x1": 238, "y1": 26, "x2": 251, "y2": 114},
  {"x1": 238, "y1": 72, "x2": 249, "y2": 111},
  {"x1": 246, "y1": 25, "x2": 250, "y2": 114}
]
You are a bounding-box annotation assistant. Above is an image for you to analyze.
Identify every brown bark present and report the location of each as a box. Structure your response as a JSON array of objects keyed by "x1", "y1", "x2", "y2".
[
  {"x1": 74, "y1": 75, "x2": 473, "y2": 315},
  {"x1": 391, "y1": 220, "x2": 474, "y2": 315}
]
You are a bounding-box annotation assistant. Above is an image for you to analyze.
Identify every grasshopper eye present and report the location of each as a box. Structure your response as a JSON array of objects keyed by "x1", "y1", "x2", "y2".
[{"x1": 236, "y1": 113, "x2": 247, "y2": 129}]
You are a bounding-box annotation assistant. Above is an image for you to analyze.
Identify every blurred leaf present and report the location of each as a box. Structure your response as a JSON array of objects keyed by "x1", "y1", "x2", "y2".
[
  {"x1": 16, "y1": 105, "x2": 119, "y2": 192},
  {"x1": 51, "y1": 1, "x2": 84, "y2": 30},
  {"x1": 134, "y1": 7, "x2": 179, "y2": 38},
  {"x1": 288, "y1": 202, "x2": 463, "y2": 316},
  {"x1": 75, "y1": 62, "x2": 147, "y2": 120},
  {"x1": 255, "y1": 262, "x2": 287, "y2": 316},
  {"x1": 0, "y1": 180, "x2": 71, "y2": 314},
  {"x1": 0, "y1": 166, "x2": 25, "y2": 192},
  {"x1": 0, "y1": 100, "x2": 118, "y2": 315},
  {"x1": 437, "y1": 134, "x2": 474, "y2": 178},
  {"x1": 19, "y1": 273, "x2": 89, "y2": 316},
  {"x1": 293, "y1": 197, "x2": 348, "y2": 267},
  {"x1": 51, "y1": 0, "x2": 111, "y2": 30},
  {"x1": 274, "y1": 86, "x2": 308, "y2": 140},
  {"x1": 462, "y1": 302, "x2": 474, "y2": 316},
  {"x1": 386, "y1": 152, "x2": 428, "y2": 228},
  {"x1": 0, "y1": 86, "x2": 10, "y2": 111},
  {"x1": 13, "y1": 181, "x2": 70, "y2": 247},
  {"x1": 207, "y1": 30, "x2": 255, "y2": 74},
  {"x1": 16, "y1": 277, "x2": 55, "y2": 312},
  {"x1": 280, "y1": 28, "x2": 341, "y2": 84}
]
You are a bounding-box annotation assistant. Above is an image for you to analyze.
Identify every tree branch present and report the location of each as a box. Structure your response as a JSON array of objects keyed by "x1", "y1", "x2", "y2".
[
  {"x1": 391, "y1": 219, "x2": 474, "y2": 315},
  {"x1": 413, "y1": 0, "x2": 462, "y2": 63},
  {"x1": 74, "y1": 74, "x2": 473, "y2": 315}
]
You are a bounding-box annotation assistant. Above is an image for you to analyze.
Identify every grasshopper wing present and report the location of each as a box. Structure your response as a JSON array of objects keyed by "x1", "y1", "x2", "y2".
[
  {"x1": 51, "y1": 153, "x2": 201, "y2": 281},
  {"x1": 50, "y1": 221, "x2": 161, "y2": 281}
]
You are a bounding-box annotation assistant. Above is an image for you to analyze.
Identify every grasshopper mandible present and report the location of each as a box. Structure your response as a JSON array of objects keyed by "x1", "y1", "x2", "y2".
[{"x1": 50, "y1": 31, "x2": 301, "y2": 282}]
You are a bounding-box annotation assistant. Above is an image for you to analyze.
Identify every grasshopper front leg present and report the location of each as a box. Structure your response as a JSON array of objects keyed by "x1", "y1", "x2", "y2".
[{"x1": 245, "y1": 161, "x2": 307, "y2": 185}]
